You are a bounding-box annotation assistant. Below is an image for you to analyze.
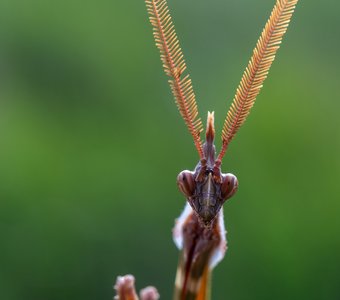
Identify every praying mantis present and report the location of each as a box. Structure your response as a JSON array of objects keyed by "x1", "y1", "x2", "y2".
[{"x1": 134, "y1": 0, "x2": 300, "y2": 299}]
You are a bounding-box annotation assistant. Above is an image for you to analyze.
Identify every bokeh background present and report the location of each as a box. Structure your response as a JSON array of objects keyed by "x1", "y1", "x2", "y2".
[{"x1": 0, "y1": 0, "x2": 339, "y2": 299}]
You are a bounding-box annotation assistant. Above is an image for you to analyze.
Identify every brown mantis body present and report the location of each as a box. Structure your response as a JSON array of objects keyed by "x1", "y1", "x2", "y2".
[
  {"x1": 144, "y1": 0, "x2": 300, "y2": 299},
  {"x1": 173, "y1": 113, "x2": 230, "y2": 300},
  {"x1": 177, "y1": 112, "x2": 238, "y2": 226}
]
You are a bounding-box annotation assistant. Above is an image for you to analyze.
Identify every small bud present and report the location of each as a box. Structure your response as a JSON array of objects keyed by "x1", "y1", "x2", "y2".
[
  {"x1": 114, "y1": 275, "x2": 138, "y2": 300},
  {"x1": 140, "y1": 286, "x2": 160, "y2": 300}
]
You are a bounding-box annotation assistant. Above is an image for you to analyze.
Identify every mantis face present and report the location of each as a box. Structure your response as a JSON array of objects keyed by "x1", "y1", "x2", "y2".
[{"x1": 177, "y1": 168, "x2": 238, "y2": 226}]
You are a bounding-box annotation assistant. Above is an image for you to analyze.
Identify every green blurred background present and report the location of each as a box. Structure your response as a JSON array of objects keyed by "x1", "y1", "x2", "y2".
[{"x1": 0, "y1": 0, "x2": 339, "y2": 299}]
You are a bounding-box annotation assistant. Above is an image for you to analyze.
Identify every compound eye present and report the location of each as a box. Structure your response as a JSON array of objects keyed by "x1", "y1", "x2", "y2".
[
  {"x1": 221, "y1": 173, "x2": 238, "y2": 201},
  {"x1": 177, "y1": 170, "x2": 196, "y2": 198}
]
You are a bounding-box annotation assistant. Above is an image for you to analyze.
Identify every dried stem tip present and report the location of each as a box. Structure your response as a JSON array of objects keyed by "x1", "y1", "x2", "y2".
[
  {"x1": 114, "y1": 275, "x2": 138, "y2": 300},
  {"x1": 140, "y1": 286, "x2": 160, "y2": 300}
]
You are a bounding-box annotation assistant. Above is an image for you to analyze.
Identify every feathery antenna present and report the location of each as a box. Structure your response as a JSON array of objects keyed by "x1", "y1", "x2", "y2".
[
  {"x1": 145, "y1": 0, "x2": 204, "y2": 159},
  {"x1": 218, "y1": 0, "x2": 299, "y2": 161}
]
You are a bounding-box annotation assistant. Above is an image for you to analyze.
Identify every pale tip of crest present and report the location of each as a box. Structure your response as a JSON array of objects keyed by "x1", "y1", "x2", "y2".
[{"x1": 206, "y1": 111, "x2": 215, "y2": 142}]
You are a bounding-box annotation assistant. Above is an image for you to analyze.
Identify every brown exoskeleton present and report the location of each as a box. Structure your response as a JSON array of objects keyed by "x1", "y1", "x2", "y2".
[
  {"x1": 115, "y1": 0, "x2": 299, "y2": 299},
  {"x1": 145, "y1": 0, "x2": 299, "y2": 299},
  {"x1": 177, "y1": 112, "x2": 238, "y2": 226}
]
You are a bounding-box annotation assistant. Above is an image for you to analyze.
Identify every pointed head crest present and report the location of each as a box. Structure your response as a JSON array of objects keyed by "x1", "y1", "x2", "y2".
[{"x1": 205, "y1": 111, "x2": 215, "y2": 144}]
